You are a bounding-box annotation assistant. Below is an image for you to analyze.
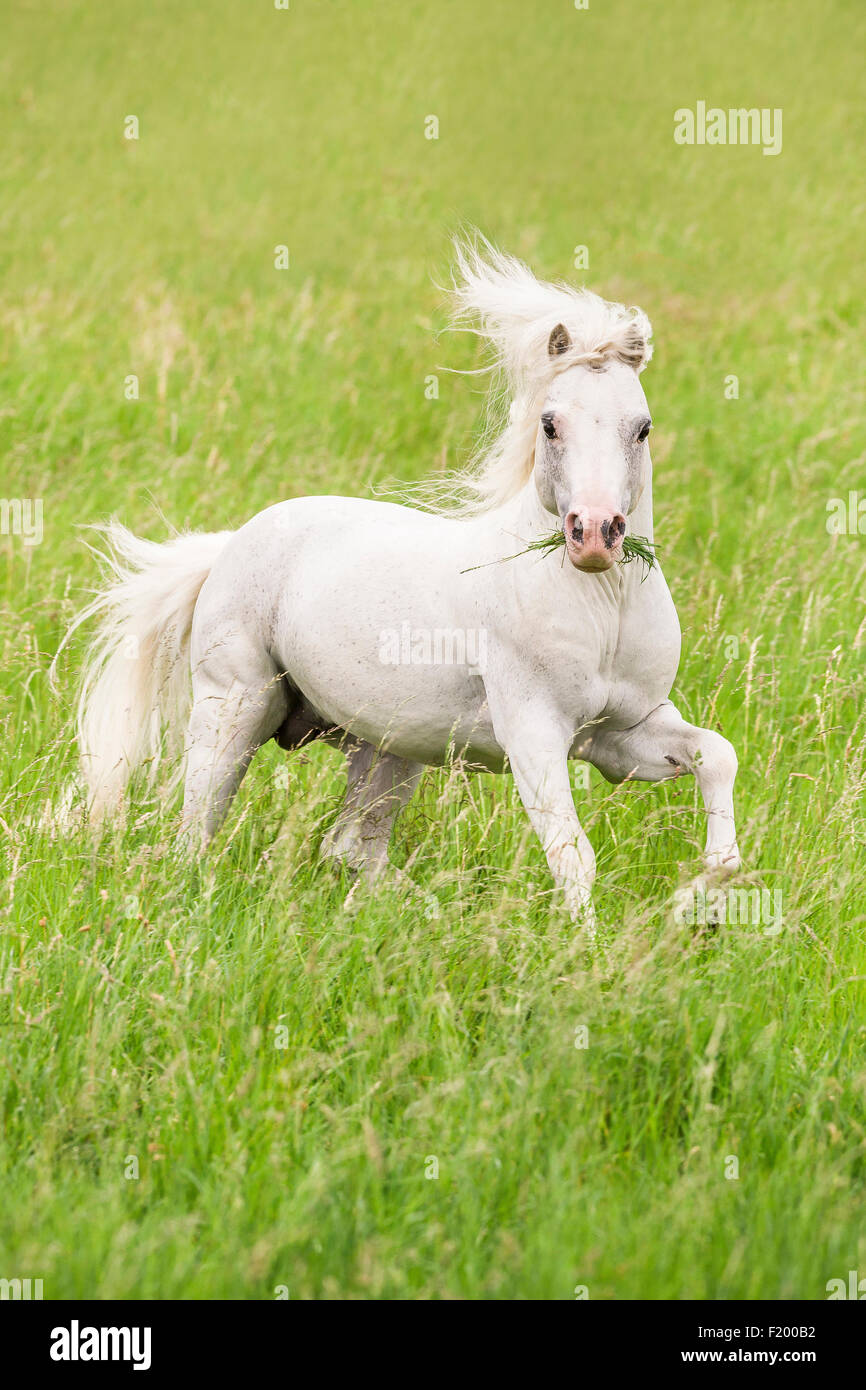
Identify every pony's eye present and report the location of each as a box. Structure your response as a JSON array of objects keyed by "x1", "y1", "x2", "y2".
[
  {"x1": 637, "y1": 420, "x2": 652, "y2": 443},
  {"x1": 541, "y1": 413, "x2": 557, "y2": 439}
]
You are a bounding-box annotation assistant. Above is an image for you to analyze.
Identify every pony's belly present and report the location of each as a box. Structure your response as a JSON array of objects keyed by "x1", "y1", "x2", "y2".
[
  {"x1": 284, "y1": 650, "x2": 504, "y2": 769},
  {"x1": 260, "y1": 503, "x2": 502, "y2": 764},
  {"x1": 377, "y1": 720, "x2": 506, "y2": 772}
]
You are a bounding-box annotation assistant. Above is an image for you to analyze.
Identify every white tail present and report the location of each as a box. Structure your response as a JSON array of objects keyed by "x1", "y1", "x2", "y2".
[{"x1": 58, "y1": 522, "x2": 233, "y2": 816}]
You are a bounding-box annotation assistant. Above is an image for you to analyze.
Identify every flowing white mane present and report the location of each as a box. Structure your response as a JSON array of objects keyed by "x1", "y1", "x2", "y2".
[{"x1": 427, "y1": 235, "x2": 653, "y2": 514}]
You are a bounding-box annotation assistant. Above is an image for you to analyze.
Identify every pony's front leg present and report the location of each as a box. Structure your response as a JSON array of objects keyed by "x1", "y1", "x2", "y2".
[
  {"x1": 497, "y1": 710, "x2": 596, "y2": 926},
  {"x1": 589, "y1": 701, "x2": 740, "y2": 877}
]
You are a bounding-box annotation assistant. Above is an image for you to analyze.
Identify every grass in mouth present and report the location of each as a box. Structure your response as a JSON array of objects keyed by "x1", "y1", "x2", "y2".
[{"x1": 462, "y1": 530, "x2": 659, "y2": 575}]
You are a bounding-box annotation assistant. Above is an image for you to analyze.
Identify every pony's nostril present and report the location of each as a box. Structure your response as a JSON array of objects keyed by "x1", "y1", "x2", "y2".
[{"x1": 566, "y1": 512, "x2": 623, "y2": 549}]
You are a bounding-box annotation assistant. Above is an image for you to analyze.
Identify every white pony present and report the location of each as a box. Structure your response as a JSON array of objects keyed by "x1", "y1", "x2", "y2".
[{"x1": 66, "y1": 238, "x2": 740, "y2": 922}]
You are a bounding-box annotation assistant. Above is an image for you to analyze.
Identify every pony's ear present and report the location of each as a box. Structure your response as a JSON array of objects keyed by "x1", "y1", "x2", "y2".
[
  {"x1": 548, "y1": 323, "x2": 572, "y2": 357},
  {"x1": 619, "y1": 318, "x2": 652, "y2": 370}
]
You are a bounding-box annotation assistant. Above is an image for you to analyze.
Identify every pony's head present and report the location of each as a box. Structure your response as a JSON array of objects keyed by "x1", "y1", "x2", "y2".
[
  {"x1": 445, "y1": 235, "x2": 653, "y2": 573},
  {"x1": 535, "y1": 324, "x2": 651, "y2": 571}
]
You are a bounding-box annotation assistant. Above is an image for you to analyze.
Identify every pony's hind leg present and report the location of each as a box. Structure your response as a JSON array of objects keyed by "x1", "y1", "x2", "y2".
[
  {"x1": 182, "y1": 651, "x2": 288, "y2": 849},
  {"x1": 321, "y1": 741, "x2": 422, "y2": 881}
]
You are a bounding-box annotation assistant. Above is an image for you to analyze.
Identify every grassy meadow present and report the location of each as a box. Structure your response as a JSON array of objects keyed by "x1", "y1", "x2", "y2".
[{"x1": 1, "y1": 0, "x2": 865, "y2": 1299}]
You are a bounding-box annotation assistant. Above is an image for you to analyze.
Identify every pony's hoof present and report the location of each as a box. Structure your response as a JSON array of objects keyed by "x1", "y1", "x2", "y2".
[
  {"x1": 565, "y1": 890, "x2": 597, "y2": 936},
  {"x1": 333, "y1": 857, "x2": 439, "y2": 919},
  {"x1": 703, "y1": 845, "x2": 742, "y2": 879}
]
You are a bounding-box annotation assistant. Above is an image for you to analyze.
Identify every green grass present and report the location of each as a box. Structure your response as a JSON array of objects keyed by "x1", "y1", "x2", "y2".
[{"x1": 1, "y1": 0, "x2": 866, "y2": 1299}]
